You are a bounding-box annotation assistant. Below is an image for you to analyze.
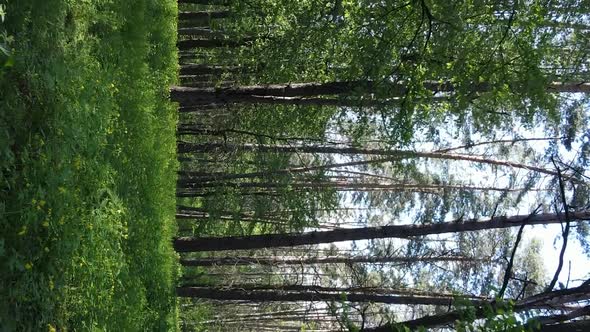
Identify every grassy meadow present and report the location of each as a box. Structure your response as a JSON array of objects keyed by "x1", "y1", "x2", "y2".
[{"x1": 0, "y1": 0, "x2": 179, "y2": 330}]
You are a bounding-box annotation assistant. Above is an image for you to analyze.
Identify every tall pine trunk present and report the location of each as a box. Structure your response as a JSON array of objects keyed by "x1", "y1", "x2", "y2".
[
  {"x1": 179, "y1": 254, "x2": 486, "y2": 266},
  {"x1": 179, "y1": 64, "x2": 240, "y2": 75},
  {"x1": 170, "y1": 80, "x2": 590, "y2": 105},
  {"x1": 177, "y1": 38, "x2": 253, "y2": 50},
  {"x1": 366, "y1": 283, "x2": 590, "y2": 331},
  {"x1": 176, "y1": 286, "x2": 481, "y2": 305},
  {"x1": 173, "y1": 211, "x2": 590, "y2": 252},
  {"x1": 178, "y1": 11, "x2": 230, "y2": 21},
  {"x1": 177, "y1": 179, "x2": 520, "y2": 193},
  {"x1": 177, "y1": 28, "x2": 227, "y2": 38}
]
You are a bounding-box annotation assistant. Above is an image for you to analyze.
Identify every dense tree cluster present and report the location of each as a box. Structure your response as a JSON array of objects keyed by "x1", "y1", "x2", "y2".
[{"x1": 173, "y1": 0, "x2": 590, "y2": 331}]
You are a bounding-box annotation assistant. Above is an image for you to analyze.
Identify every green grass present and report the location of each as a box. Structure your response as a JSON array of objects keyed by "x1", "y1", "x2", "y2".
[{"x1": 0, "y1": 0, "x2": 179, "y2": 330}]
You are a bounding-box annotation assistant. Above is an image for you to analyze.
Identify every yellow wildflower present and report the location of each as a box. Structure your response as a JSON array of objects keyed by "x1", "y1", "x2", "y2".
[
  {"x1": 42, "y1": 220, "x2": 49, "y2": 227},
  {"x1": 18, "y1": 226, "x2": 27, "y2": 236},
  {"x1": 24, "y1": 262, "x2": 33, "y2": 270},
  {"x1": 73, "y1": 157, "x2": 81, "y2": 170},
  {"x1": 48, "y1": 324, "x2": 56, "y2": 332}
]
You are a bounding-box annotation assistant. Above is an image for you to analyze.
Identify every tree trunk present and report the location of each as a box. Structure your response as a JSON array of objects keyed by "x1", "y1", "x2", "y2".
[
  {"x1": 436, "y1": 136, "x2": 563, "y2": 153},
  {"x1": 177, "y1": 38, "x2": 253, "y2": 50},
  {"x1": 536, "y1": 320, "x2": 590, "y2": 332},
  {"x1": 529, "y1": 306, "x2": 590, "y2": 331},
  {"x1": 179, "y1": 74, "x2": 215, "y2": 84},
  {"x1": 173, "y1": 211, "x2": 590, "y2": 252},
  {"x1": 178, "y1": 104, "x2": 227, "y2": 112},
  {"x1": 177, "y1": 179, "x2": 520, "y2": 193},
  {"x1": 179, "y1": 254, "x2": 486, "y2": 266},
  {"x1": 179, "y1": 64, "x2": 240, "y2": 75},
  {"x1": 364, "y1": 283, "x2": 590, "y2": 331},
  {"x1": 177, "y1": 28, "x2": 227, "y2": 38},
  {"x1": 177, "y1": 95, "x2": 447, "y2": 107},
  {"x1": 178, "y1": 11, "x2": 230, "y2": 21},
  {"x1": 176, "y1": 211, "x2": 288, "y2": 224},
  {"x1": 176, "y1": 142, "x2": 564, "y2": 178},
  {"x1": 176, "y1": 190, "x2": 281, "y2": 198},
  {"x1": 175, "y1": 286, "x2": 480, "y2": 305},
  {"x1": 180, "y1": 283, "x2": 487, "y2": 300},
  {"x1": 170, "y1": 80, "x2": 590, "y2": 105},
  {"x1": 180, "y1": 81, "x2": 233, "y2": 88}
]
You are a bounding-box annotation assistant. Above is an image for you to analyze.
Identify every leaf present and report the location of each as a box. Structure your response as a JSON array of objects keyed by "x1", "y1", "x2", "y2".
[
  {"x1": 4, "y1": 55, "x2": 14, "y2": 67},
  {"x1": 0, "y1": 43, "x2": 10, "y2": 57}
]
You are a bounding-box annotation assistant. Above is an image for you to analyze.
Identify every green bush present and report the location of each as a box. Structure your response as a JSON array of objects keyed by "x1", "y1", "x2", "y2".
[{"x1": 0, "y1": 0, "x2": 179, "y2": 330}]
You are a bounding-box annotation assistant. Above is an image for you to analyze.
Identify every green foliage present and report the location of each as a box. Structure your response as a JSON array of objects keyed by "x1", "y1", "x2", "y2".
[
  {"x1": 173, "y1": 1, "x2": 589, "y2": 330},
  {"x1": 0, "y1": 0, "x2": 179, "y2": 330},
  {"x1": 454, "y1": 299, "x2": 534, "y2": 332},
  {"x1": 178, "y1": 103, "x2": 340, "y2": 237},
  {"x1": 0, "y1": 2, "x2": 13, "y2": 69},
  {"x1": 210, "y1": 0, "x2": 583, "y2": 144},
  {"x1": 179, "y1": 300, "x2": 213, "y2": 332}
]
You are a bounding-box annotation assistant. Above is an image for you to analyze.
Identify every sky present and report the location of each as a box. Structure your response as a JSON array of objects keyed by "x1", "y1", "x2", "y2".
[
  {"x1": 310, "y1": 110, "x2": 590, "y2": 292},
  {"x1": 527, "y1": 223, "x2": 589, "y2": 287}
]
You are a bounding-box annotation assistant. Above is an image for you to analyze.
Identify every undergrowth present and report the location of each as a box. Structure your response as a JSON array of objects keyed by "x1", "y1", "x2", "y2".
[{"x1": 0, "y1": 0, "x2": 179, "y2": 330}]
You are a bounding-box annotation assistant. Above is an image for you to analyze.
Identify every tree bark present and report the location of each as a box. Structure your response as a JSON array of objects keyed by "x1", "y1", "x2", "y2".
[
  {"x1": 170, "y1": 80, "x2": 590, "y2": 105},
  {"x1": 176, "y1": 211, "x2": 289, "y2": 224},
  {"x1": 173, "y1": 211, "x2": 590, "y2": 252},
  {"x1": 176, "y1": 190, "x2": 281, "y2": 198},
  {"x1": 179, "y1": 254, "x2": 486, "y2": 266},
  {"x1": 181, "y1": 95, "x2": 447, "y2": 107},
  {"x1": 178, "y1": 104, "x2": 227, "y2": 112},
  {"x1": 178, "y1": 11, "x2": 230, "y2": 21},
  {"x1": 364, "y1": 283, "x2": 590, "y2": 331},
  {"x1": 170, "y1": 80, "x2": 445, "y2": 105},
  {"x1": 529, "y1": 306, "x2": 590, "y2": 331},
  {"x1": 177, "y1": 28, "x2": 227, "y2": 38},
  {"x1": 436, "y1": 136, "x2": 563, "y2": 153},
  {"x1": 179, "y1": 64, "x2": 240, "y2": 75},
  {"x1": 180, "y1": 283, "x2": 487, "y2": 300},
  {"x1": 176, "y1": 286, "x2": 481, "y2": 305},
  {"x1": 536, "y1": 320, "x2": 590, "y2": 332},
  {"x1": 177, "y1": 179, "x2": 520, "y2": 193},
  {"x1": 177, "y1": 38, "x2": 253, "y2": 50},
  {"x1": 180, "y1": 81, "x2": 234, "y2": 88}
]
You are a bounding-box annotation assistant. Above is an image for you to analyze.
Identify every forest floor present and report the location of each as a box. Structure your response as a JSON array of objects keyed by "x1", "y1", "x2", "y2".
[{"x1": 0, "y1": 0, "x2": 179, "y2": 330}]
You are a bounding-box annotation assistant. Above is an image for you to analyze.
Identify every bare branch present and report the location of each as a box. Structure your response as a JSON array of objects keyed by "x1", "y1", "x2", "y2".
[{"x1": 546, "y1": 158, "x2": 572, "y2": 292}]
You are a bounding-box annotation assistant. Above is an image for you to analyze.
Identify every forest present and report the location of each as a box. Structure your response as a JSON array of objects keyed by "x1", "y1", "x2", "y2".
[{"x1": 1, "y1": 0, "x2": 590, "y2": 331}]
